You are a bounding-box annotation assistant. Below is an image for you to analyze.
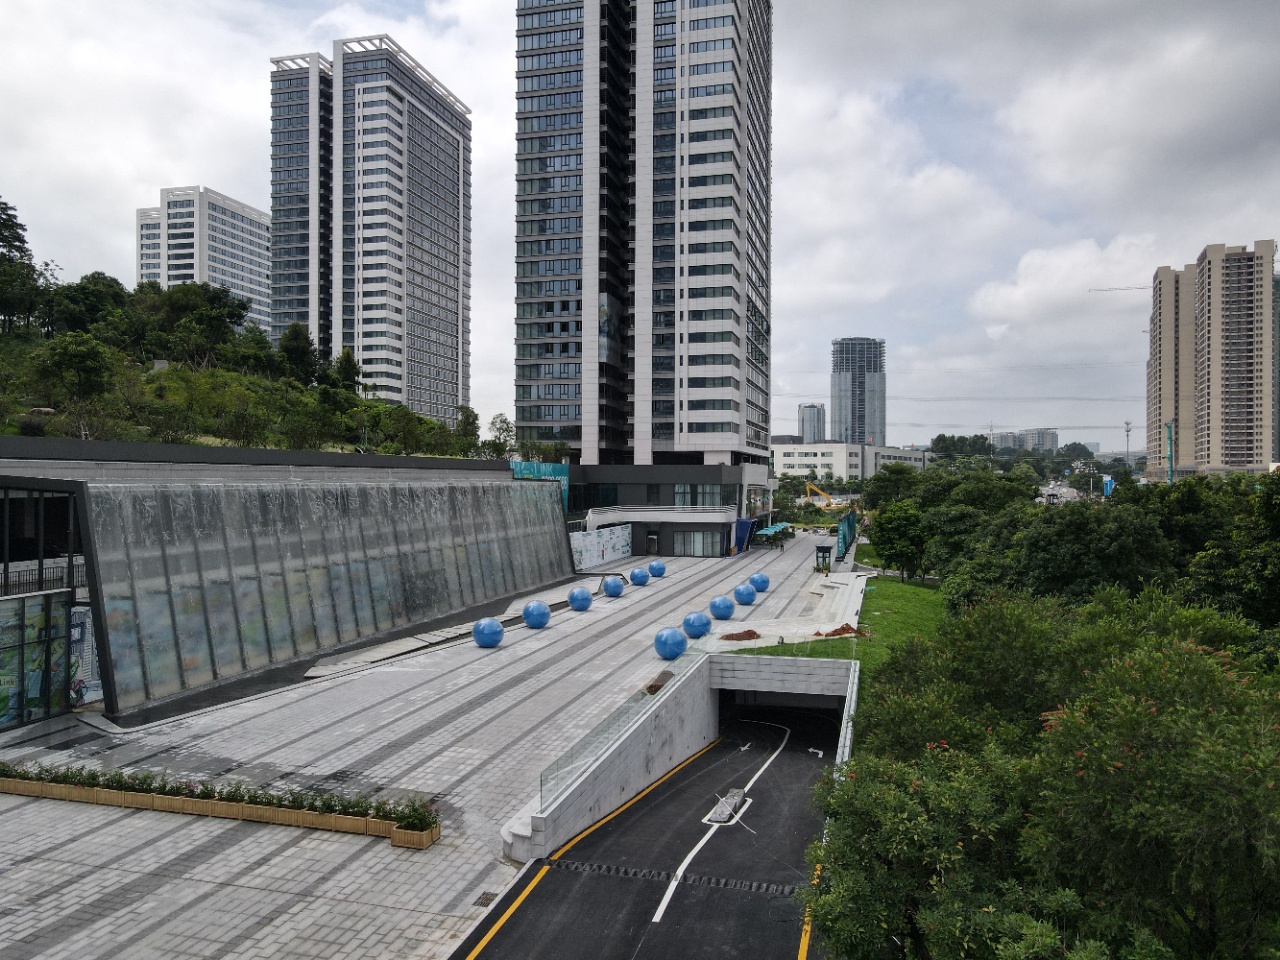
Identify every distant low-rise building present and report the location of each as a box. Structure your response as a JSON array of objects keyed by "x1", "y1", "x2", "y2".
[
  {"x1": 991, "y1": 428, "x2": 1059, "y2": 453},
  {"x1": 136, "y1": 186, "x2": 272, "y2": 333},
  {"x1": 770, "y1": 439, "x2": 928, "y2": 481}
]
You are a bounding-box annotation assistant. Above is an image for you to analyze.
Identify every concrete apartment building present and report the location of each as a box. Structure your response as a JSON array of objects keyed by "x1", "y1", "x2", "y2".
[
  {"x1": 991, "y1": 428, "x2": 1059, "y2": 453},
  {"x1": 797, "y1": 402, "x2": 825, "y2": 443},
  {"x1": 136, "y1": 186, "x2": 272, "y2": 332},
  {"x1": 1146, "y1": 240, "x2": 1277, "y2": 478},
  {"x1": 1146, "y1": 263, "x2": 1198, "y2": 478},
  {"x1": 270, "y1": 36, "x2": 472, "y2": 426},
  {"x1": 770, "y1": 437, "x2": 928, "y2": 482},
  {"x1": 513, "y1": 0, "x2": 773, "y2": 467},
  {"x1": 830, "y1": 337, "x2": 886, "y2": 445}
]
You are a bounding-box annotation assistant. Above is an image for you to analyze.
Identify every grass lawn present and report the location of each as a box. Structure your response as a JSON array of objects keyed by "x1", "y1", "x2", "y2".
[
  {"x1": 735, "y1": 576, "x2": 945, "y2": 674},
  {"x1": 853, "y1": 541, "x2": 882, "y2": 568}
]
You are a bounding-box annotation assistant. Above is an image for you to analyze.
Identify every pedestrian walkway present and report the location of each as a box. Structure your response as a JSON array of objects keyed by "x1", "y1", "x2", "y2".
[{"x1": 0, "y1": 545, "x2": 819, "y2": 959}]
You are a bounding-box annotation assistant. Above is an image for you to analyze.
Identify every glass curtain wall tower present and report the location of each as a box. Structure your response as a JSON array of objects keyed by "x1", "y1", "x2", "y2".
[
  {"x1": 830, "y1": 337, "x2": 886, "y2": 446},
  {"x1": 270, "y1": 53, "x2": 333, "y2": 349},
  {"x1": 272, "y1": 37, "x2": 473, "y2": 425},
  {"x1": 514, "y1": 0, "x2": 772, "y2": 466}
]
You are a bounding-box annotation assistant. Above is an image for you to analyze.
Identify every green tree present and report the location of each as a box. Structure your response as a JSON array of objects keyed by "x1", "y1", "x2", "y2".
[
  {"x1": 862, "y1": 463, "x2": 922, "y2": 510},
  {"x1": 480, "y1": 412, "x2": 516, "y2": 459},
  {"x1": 0, "y1": 196, "x2": 57, "y2": 334},
  {"x1": 42, "y1": 271, "x2": 129, "y2": 334},
  {"x1": 1029, "y1": 636, "x2": 1280, "y2": 958},
  {"x1": 869, "y1": 500, "x2": 927, "y2": 579},
  {"x1": 380, "y1": 404, "x2": 425, "y2": 454},
  {"x1": 333, "y1": 347, "x2": 361, "y2": 393},
  {"x1": 278, "y1": 322, "x2": 318, "y2": 385},
  {"x1": 453, "y1": 405, "x2": 480, "y2": 456},
  {"x1": 29, "y1": 331, "x2": 114, "y2": 406}
]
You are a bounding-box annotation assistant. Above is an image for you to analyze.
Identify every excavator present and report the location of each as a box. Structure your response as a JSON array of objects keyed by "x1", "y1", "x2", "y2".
[{"x1": 804, "y1": 482, "x2": 840, "y2": 511}]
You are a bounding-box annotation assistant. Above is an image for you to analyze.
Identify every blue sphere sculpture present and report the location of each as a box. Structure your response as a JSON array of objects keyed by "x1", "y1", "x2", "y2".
[
  {"x1": 472, "y1": 617, "x2": 504, "y2": 648},
  {"x1": 648, "y1": 560, "x2": 667, "y2": 578},
  {"x1": 749, "y1": 572, "x2": 770, "y2": 592},
  {"x1": 630, "y1": 567, "x2": 651, "y2": 586},
  {"x1": 568, "y1": 587, "x2": 593, "y2": 612},
  {"x1": 522, "y1": 600, "x2": 551, "y2": 629},
  {"x1": 682, "y1": 611, "x2": 712, "y2": 639},
  {"x1": 654, "y1": 627, "x2": 688, "y2": 660},
  {"x1": 709, "y1": 595, "x2": 735, "y2": 620},
  {"x1": 603, "y1": 576, "x2": 625, "y2": 598},
  {"x1": 733, "y1": 582, "x2": 758, "y2": 606}
]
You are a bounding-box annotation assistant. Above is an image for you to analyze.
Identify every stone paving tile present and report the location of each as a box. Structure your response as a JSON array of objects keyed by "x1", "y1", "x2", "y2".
[{"x1": 0, "y1": 548, "x2": 827, "y2": 959}]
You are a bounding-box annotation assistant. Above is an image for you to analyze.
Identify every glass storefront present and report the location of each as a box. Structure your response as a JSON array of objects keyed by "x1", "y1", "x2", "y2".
[{"x1": 0, "y1": 592, "x2": 73, "y2": 731}]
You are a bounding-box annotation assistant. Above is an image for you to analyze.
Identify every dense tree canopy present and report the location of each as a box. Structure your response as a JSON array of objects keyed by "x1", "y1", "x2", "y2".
[
  {"x1": 0, "y1": 197, "x2": 499, "y2": 456},
  {"x1": 807, "y1": 591, "x2": 1280, "y2": 960}
]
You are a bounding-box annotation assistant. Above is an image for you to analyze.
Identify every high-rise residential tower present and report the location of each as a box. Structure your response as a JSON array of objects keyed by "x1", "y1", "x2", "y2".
[
  {"x1": 797, "y1": 402, "x2": 825, "y2": 444},
  {"x1": 514, "y1": 0, "x2": 773, "y2": 465},
  {"x1": 136, "y1": 186, "x2": 272, "y2": 331},
  {"x1": 1146, "y1": 262, "x2": 1197, "y2": 478},
  {"x1": 271, "y1": 36, "x2": 472, "y2": 424},
  {"x1": 1146, "y1": 241, "x2": 1277, "y2": 478},
  {"x1": 830, "y1": 337, "x2": 885, "y2": 446}
]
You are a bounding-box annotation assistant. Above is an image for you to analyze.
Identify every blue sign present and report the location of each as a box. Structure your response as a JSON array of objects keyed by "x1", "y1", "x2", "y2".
[
  {"x1": 1103, "y1": 475, "x2": 1115, "y2": 497},
  {"x1": 510, "y1": 461, "x2": 570, "y2": 511}
]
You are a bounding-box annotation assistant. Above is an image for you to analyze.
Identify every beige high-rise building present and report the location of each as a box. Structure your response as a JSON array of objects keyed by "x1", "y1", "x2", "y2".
[
  {"x1": 1145, "y1": 263, "x2": 1197, "y2": 479},
  {"x1": 1146, "y1": 240, "x2": 1277, "y2": 479}
]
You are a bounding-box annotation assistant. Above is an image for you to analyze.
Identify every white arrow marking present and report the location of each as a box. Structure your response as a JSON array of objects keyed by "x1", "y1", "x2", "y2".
[
  {"x1": 808, "y1": 748, "x2": 824, "y2": 758},
  {"x1": 739, "y1": 742, "x2": 752, "y2": 752}
]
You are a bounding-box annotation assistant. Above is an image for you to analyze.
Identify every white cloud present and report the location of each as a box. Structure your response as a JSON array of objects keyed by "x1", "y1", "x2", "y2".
[{"x1": 5, "y1": 0, "x2": 1280, "y2": 453}]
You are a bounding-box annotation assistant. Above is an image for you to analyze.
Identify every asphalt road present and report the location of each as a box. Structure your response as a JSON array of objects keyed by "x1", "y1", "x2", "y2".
[{"x1": 451, "y1": 703, "x2": 836, "y2": 960}]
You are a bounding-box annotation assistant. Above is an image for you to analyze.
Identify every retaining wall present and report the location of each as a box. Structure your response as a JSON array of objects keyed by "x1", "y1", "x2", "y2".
[{"x1": 509, "y1": 656, "x2": 717, "y2": 861}]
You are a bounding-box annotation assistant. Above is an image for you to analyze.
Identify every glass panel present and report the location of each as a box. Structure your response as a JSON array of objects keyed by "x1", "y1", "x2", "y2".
[
  {"x1": 252, "y1": 486, "x2": 295, "y2": 662},
  {"x1": 23, "y1": 635, "x2": 48, "y2": 722},
  {"x1": 224, "y1": 488, "x2": 270, "y2": 670},
  {"x1": 48, "y1": 633, "x2": 68, "y2": 714},
  {"x1": 0, "y1": 644, "x2": 19, "y2": 730},
  {"x1": 164, "y1": 488, "x2": 214, "y2": 689},
  {"x1": 343, "y1": 487, "x2": 376, "y2": 636},
  {"x1": 127, "y1": 488, "x2": 183, "y2": 700},
  {"x1": 89, "y1": 487, "x2": 147, "y2": 708},
  {"x1": 194, "y1": 487, "x2": 244, "y2": 677},
  {"x1": 282, "y1": 486, "x2": 321, "y2": 652}
]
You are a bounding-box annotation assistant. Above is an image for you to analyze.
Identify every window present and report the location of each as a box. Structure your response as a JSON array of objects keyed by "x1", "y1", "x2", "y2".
[{"x1": 673, "y1": 530, "x2": 721, "y2": 558}]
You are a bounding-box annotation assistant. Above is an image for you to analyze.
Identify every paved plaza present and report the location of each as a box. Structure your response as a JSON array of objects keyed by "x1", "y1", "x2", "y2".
[{"x1": 0, "y1": 543, "x2": 831, "y2": 959}]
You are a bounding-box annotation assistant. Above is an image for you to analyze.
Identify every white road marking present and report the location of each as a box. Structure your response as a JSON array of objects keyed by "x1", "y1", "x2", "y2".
[
  {"x1": 651, "y1": 723, "x2": 790, "y2": 923},
  {"x1": 808, "y1": 747, "x2": 824, "y2": 758}
]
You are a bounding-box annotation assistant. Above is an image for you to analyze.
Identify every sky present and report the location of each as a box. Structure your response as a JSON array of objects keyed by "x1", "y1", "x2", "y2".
[{"x1": 4, "y1": 0, "x2": 1280, "y2": 455}]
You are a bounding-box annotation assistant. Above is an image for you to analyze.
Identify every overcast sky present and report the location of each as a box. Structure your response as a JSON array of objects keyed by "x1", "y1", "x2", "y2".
[{"x1": 4, "y1": 0, "x2": 1280, "y2": 453}]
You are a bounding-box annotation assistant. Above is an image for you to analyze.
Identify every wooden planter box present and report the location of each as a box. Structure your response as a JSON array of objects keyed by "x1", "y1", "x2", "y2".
[
  {"x1": 366, "y1": 818, "x2": 396, "y2": 838},
  {"x1": 0, "y1": 777, "x2": 43, "y2": 797},
  {"x1": 390, "y1": 823, "x2": 441, "y2": 850},
  {"x1": 183, "y1": 798, "x2": 214, "y2": 817},
  {"x1": 332, "y1": 815, "x2": 368, "y2": 835},
  {"x1": 153, "y1": 794, "x2": 187, "y2": 813},
  {"x1": 120, "y1": 791, "x2": 155, "y2": 810},
  {"x1": 209, "y1": 801, "x2": 243, "y2": 819},
  {"x1": 269, "y1": 807, "x2": 308, "y2": 827},
  {"x1": 95, "y1": 788, "x2": 125, "y2": 806},
  {"x1": 43, "y1": 783, "x2": 93, "y2": 803},
  {"x1": 299, "y1": 811, "x2": 337, "y2": 831},
  {"x1": 241, "y1": 803, "x2": 276, "y2": 823}
]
